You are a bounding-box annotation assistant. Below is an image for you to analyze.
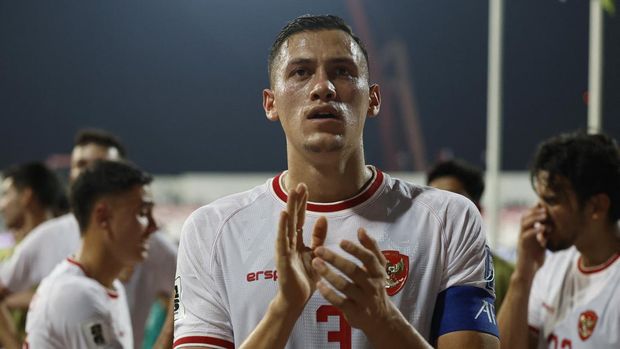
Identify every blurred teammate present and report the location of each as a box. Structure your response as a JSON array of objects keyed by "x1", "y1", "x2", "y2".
[
  {"x1": 498, "y1": 132, "x2": 620, "y2": 348},
  {"x1": 427, "y1": 159, "x2": 514, "y2": 311},
  {"x1": 0, "y1": 162, "x2": 66, "y2": 249},
  {"x1": 0, "y1": 162, "x2": 66, "y2": 346},
  {"x1": 25, "y1": 160, "x2": 157, "y2": 348},
  {"x1": 174, "y1": 15, "x2": 499, "y2": 348},
  {"x1": 0, "y1": 129, "x2": 177, "y2": 348}
]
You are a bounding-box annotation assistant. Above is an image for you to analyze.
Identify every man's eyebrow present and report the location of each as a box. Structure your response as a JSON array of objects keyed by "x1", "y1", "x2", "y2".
[
  {"x1": 287, "y1": 58, "x2": 314, "y2": 66},
  {"x1": 327, "y1": 57, "x2": 357, "y2": 65}
]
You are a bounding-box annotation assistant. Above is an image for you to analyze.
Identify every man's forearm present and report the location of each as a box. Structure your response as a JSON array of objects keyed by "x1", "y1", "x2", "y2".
[
  {"x1": 497, "y1": 272, "x2": 534, "y2": 349},
  {"x1": 365, "y1": 307, "x2": 432, "y2": 349},
  {"x1": 239, "y1": 295, "x2": 303, "y2": 349}
]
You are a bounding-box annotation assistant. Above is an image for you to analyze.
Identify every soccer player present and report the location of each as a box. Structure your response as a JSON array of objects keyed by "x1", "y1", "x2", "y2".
[
  {"x1": 0, "y1": 162, "x2": 66, "y2": 346},
  {"x1": 0, "y1": 129, "x2": 177, "y2": 348},
  {"x1": 498, "y1": 132, "x2": 620, "y2": 348},
  {"x1": 174, "y1": 15, "x2": 499, "y2": 348},
  {"x1": 426, "y1": 159, "x2": 515, "y2": 312},
  {"x1": 25, "y1": 160, "x2": 157, "y2": 348},
  {"x1": 0, "y1": 162, "x2": 66, "y2": 247}
]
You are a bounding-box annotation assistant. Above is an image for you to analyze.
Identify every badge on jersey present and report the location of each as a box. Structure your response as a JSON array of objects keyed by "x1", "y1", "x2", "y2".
[
  {"x1": 382, "y1": 250, "x2": 409, "y2": 296},
  {"x1": 578, "y1": 310, "x2": 598, "y2": 341},
  {"x1": 174, "y1": 276, "x2": 185, "y2": 321},
  {"x1": 81, "y1": 321, "x2": 111, "y2": 348}
]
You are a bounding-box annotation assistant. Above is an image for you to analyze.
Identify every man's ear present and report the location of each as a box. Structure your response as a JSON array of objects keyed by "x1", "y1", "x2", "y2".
[
  {"x1": 588, "y1": 193, "x2": 610, "y2": 221},
  {"x1": 92, "y1": 200, "x2": 111, "y2": 230},
  {"x1": 19, "y1": 188, "x2": 34, "y2": 207},
  {"x1": 367, "y1": 83, "x2": 381, "y2": 118},
  {"x1": 263, "y1": 89, "x2": 279, "y2": 121}
]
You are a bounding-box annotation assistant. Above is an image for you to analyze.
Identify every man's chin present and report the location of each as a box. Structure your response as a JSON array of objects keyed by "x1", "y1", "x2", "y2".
[
  {"x1": 546, "y1": 239, "x2": 572, "y2": 252},
  {"x1": 303, "y1": 135, "x2": 345, "y2": 153}
]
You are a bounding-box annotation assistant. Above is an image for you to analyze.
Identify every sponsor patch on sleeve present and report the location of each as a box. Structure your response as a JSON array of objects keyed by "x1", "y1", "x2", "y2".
[
  {"x1": 173, "y1": 276, "x2": 185, "y2": 321},
  {"x1": 82, "y1": 321, "x2": 112, "y2": 348},
  {"x1": 430, "y1": 285, "x2": 499, "y2": 342}
]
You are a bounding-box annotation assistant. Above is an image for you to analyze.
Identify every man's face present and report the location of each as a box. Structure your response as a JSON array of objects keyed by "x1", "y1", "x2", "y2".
[
  {"x1": 107, "y1": 185, "x2": 157, "y2": 265},
  {"x1": 534, "y1": 171, "x2": 586, "y2": 252},
  {"x1": 264, "y1": 29, "x2": 380, "y2": 157},
  {"x1": 0, "y1": 178, "x2": 26, "y2": 230},
  {"x1": 70, "y1": 143, "x2": 121, "y2": 182}
]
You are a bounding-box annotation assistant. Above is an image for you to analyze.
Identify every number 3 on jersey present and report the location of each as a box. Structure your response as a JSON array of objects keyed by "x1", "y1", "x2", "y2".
[{"x1": 316, "y1": 305, "x2": 352, "y2": 349}]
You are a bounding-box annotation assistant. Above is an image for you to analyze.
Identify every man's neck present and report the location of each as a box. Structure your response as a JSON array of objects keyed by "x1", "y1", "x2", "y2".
[
  {"x1": 285, "y1": 150, "x2": 371, "y2": 203},
  {"x1": 577, "y1": 223, "x2": 620, "y2": 267},
  {"x1": 75, "y1": 234, "x2": 124, "y2": 289}
]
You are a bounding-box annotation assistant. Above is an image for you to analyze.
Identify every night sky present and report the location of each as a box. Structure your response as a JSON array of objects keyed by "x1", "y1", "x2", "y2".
[{"x1": 1, "y1": 0, "x2": 618, "y2": 173}]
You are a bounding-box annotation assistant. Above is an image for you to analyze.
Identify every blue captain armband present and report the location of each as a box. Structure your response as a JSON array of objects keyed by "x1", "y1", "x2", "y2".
[{"x1": 430, "y1": 286, "x2": 499, "y2": 342}]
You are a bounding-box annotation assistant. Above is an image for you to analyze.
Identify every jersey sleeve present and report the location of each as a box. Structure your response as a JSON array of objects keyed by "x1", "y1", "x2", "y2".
[
  {"x1": 173, "y1": 209, "x2": 234, "y2": 349},
  {"x1": 430, "y1": 196, "x2": 499, "y2": 340},
  {"x1": 0, "y1": 227, "x2": 45, "y2": 293},
  {"x1": 26, "y1": 282, "x2": 125, "y2": 349}
]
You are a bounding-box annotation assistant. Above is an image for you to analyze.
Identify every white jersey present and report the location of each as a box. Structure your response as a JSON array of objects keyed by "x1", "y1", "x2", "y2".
[
  {"x1": 0, "y1": 214, "x2": 80, "y2": 292},
  {"x1": 174, "y1": 168, "x2": 498, "y2": 349},
  {"x1": 24, "y1": 258, "x2": 133, "y2": 349},
  {"x1": 0, "y1": 213, "x2": 177, "y2": 347},
  {"x1": 528, "y1": 246, "x2": 620, "y2": 348}
]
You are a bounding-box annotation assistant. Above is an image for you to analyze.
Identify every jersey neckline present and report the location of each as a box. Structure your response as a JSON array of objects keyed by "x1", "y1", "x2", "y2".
[
  {"x1": 577, "y1": 252, "x2": 619, "y2": 275},
  {"x1": 66, "y1": 257, "x2": 119, "y2": 299},
  {"x1": 272, "y1": 166, "x2": 384, "y2": 213}
]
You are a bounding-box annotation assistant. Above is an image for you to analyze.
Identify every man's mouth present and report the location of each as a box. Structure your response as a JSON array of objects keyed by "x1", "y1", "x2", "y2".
[{"x1": 308, "y1": 112, "x2": 338, "y2": 120}]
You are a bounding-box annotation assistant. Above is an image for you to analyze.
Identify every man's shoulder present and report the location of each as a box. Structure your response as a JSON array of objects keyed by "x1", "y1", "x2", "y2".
[
  {"x1": 35, "y1": 263, "x2": 107, "y2": 316},
  {"x1": 385, "y1": 174, "x2": 476, "y2": 217},
  {"x1": 184, "y1": 179, "x2": 272, "y2": 229},
  {"x1": 24, "y1": 213, "x2": 79, "y2": 243}
]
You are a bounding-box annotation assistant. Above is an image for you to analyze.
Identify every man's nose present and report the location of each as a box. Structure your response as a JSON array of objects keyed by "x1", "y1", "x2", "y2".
[{"x1": 310, "y1": 69, "x2": 336, "y2": 101}]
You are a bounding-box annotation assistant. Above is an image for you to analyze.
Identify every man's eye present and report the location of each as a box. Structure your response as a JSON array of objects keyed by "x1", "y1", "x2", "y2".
[
  {"x1": 335, "y1": 67, "x2": 351, "y2": 76},
  {"x1": 293, "y1": 69, "x2": 307, "y2": 77}
]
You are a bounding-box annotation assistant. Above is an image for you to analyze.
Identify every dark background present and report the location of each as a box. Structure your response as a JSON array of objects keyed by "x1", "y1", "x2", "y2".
[{"x1": 1, "y1": 1, "x2": 618, "y2": 174}]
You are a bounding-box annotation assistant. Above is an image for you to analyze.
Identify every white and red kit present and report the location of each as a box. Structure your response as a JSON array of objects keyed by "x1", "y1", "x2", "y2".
[
  {"x1": 528, "y1": 246, "x2": 620, "y2": 348},
  {"x1": 174, "y1": 168, "x2": 499, "y2": 349},
  {"x1": 0, "y1": 213, "x2": 177, "y2": 347},
  {"x1": 24, "y1": 258, "x2": 133, "y2": 349}
]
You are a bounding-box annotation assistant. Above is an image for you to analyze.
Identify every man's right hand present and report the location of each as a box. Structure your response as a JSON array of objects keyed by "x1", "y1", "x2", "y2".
[
  {"x1": 273, "y1": 183, "x2": 327, "y2": 313},
  {"x1": 515, "y1": 204, "x2": 548, "y2": 281}
]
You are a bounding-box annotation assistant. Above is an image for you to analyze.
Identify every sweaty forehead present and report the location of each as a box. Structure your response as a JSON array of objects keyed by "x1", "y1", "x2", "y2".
[{"x1": 275, "y1": 30, "x2": 367, "y2": 70}]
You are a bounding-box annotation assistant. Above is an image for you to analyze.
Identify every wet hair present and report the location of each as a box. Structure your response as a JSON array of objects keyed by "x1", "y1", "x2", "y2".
[
  {"x1": 531, "y1": 131, "x2": 620, "y2": 222},
  {"x1": 268, "y1": 14, "x2": 369, "y2": 84},
  {"x1": 2, "y1": 162, "x2": 68, "y2": 216},
  {"x1": 426, "y1": 159, "x2": 485, "y2": 204},
  {"x1": 70, "y1": 160, "x2": 152, "y2": 233},
  {"x1": 74, "y1": 129, "x2": 127, "y2": 158}
]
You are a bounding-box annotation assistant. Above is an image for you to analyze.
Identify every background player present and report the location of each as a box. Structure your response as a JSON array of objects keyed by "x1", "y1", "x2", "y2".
[
  {"x1": 426, "y1": 159, "x2": 514, "y2": 311},
  {"x1": 25, "y1": 160, "x2": 157, "y2": 348},
  {"x1": 174, "y1": 14, "x2": 499, "y2": 349},
  {"x1": 498, "y1": 131, "x2": 620, "y2": 348},
  {"x1": 0, "y1": 162, "x2": 67, "y2": 248},
  {"x1": 0, "y1": 129, "x2": 177, "y2": 348}
]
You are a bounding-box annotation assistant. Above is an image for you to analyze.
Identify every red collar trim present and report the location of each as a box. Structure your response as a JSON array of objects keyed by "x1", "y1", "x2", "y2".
[
  {"x1": 66, "y1": 258, "x2": 119, "y2": 299},
  {"x1": 577, "y1": 253, "x2": 620, "y2": 274},
  {"x1": 272, "y1": 167, "x2": 384, "y2": 213}
]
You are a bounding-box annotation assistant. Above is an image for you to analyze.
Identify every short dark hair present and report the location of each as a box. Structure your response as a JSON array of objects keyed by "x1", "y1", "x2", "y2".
[
  {"x1": 3, "y1": 162, "x2": 67, "y2": 215},
  {"x1": 426, "y1": 159, "x2": 485, "y2": 203},
  {"x1": 70, "y1": 160, "x2": 152, "y2": 233},
  {"x1": 531, "y1": 131, "x2": 620, "y2": 222},
  {"x1": 74, "y1": 129, "x2": 127, "y2": 158},
  {"x1": 268, "y1": 14, "x2": 369, "y2": 84}
]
